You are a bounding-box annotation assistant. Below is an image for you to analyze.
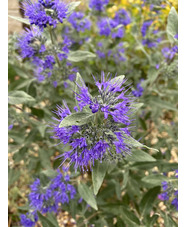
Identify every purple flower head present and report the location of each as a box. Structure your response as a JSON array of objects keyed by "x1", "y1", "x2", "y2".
[
  {"x1": 20, "y1": 211, "x2": 38, "y2": 227},
  {"x1": 174, "y1": 33, "x2": 178, "y2": 39},
  {"x1": 97, "y1": 18, "x2": 112, "y2": 36},
  {"x1": 22, "y1": 0, "x2": 68, "y2": 30},
  {"x1": 162, "y1": 45, "x2": 178, "y2": 60},
  {"x1": 22, "y1": 170, "x2": 76, "y2": 216},
  {"x1": 112, "y1": 26, "x2": 125, "y2": 39},
  {"x1": 89, "y1": 0, "x2": 109, "y2": 11},
  {"x1": 50, "y1": 72, "x2": 138, "y2": 171},
  {"x1": 132, "y1": 80, "x2": 144, "y2": 97},
  {"x1": 68, "y1": 12, "x2": 91, "y2": 32},
  {"x1": 141, "y1": 20, "x2": 153, "y2": 37},
  {"x1": 96, "y1": 50, "x2": 106, "y2": 58},
  {"x1": 114, "y1": 9, "x2": 131, "y2": 26},
  {"x1": 161, "y1": 181, "x2": 168, "y2": 191},
  {"x1": 171, "y1": 197, "x2": 178, "y2": 210},
  {"x1": 142, "y1": 39, "x2": 157, "y2": 48},
  {"x1": 8, "y1": 124, "x2": 13, "y2": 130},
  {"x1": 53, "y1": 81, "x2": 58, "y2": 88},
  {"x1": 17, "y1": 27, "x2": 43, "y2": 58},
  {"x1": 158, "y1": 192, "x2": 169, "y2": 201}
]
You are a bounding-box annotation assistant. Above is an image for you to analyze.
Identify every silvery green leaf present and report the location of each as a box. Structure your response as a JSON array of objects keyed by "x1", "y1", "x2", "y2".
[
  {"x1": 92, "y1": 160, "x2": 108, "y2": 195},
  {"x1": 8, "y1": 15, "x2": 30, "y2": 25},
  {"x1": 8, "y1": 91, "x2": 35, "y2": 105},
  {"x1": 110, "y1": 75, "x2": 125, "y2": 84},
  {"x1": 68, "y1": 50, "x2": 96, "y2": 62},
  {"x1": 67, "y1": 1, "x2": 81, "y2": 15},
  {"x1": 78, "y1": 183, "x2": 98, "y2": 210},
  {"x1": 59, "y1": 112, "x2": 94, "y2": 128},
  {"x1": 166, "y1": 7, "x2": 178, "y2": 43}
]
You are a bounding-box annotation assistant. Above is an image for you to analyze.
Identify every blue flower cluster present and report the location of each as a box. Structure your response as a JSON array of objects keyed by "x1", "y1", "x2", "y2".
[
  {"x1": 17, "y1": 27, "x2": 44, "y2": 59},
  {"x1": 22, "y1": 0, "x2": 68, "y2": 29},
  {"x1": 96, "y1": 8, "x2": 131, "y2": 38},
  {"x1": 17, "y1": 26, "x2": 76, "y2": 84},
  {"x1": 97, "y1": 17, "x2": 124, "y2": 38},
  {"x1": 50, "y1": 72, "x2": 136, "y2": 171},
  {"x1": 113, "y1": 9, "x2": 131, "y2": 26},
  {"x1": 132, "y1": 80, "x2": 144, "y2": 97},
  {"x1": 96, "y1": 42, "x2": 126, "y2": 62},
  {"x1": 20, "y1": 211, "x2": 38, "y2": 227},
  {"x1": 162, "y1": 45, "x2": 178, "y2": 60},
  {"x1": 89, "y1": 0, "x2": 109, "y2": 12},
  {"x1": 141, "y1": 20, "x2": 153, "y2": 37},
  {"x1": 68, "y1": 12, "x2": 91, "y2": 32},
  {"x1": 20, "y1": 169, "x2": 76, "y2": 227},
  {"x1": 158, "y1": 170, "x2": 178, "y2": 210}
]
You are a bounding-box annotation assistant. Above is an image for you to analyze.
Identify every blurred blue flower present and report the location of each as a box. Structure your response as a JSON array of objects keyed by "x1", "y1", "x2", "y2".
[
  {"x1": 68, "y1": 12, "x2": 91, "y2": 32},
  {"x1": 141, "y1": 20, "x2": 153, "y2": 37},
  {"x1": 113, "y1": 9, "x2": 131, "y2": 26},
  {"x1": 89, "y1": 0, "x2": 109, "y2": 11}
]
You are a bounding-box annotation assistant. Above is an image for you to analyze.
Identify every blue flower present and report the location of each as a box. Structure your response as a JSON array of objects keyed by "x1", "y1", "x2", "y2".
[
  {"x1": 22, "y1": 0, "x2": 68, "y2": 30},
  {"x1": 141, "y1": 20, "x2": 153, "y2": 37},
  {"x1": 132, "y1": 80, "x2": 144, "y2": 97},
  {"x1": 20, "y1": 169, "x2": 76, "y2": 219},
  {"x1": 142, "y1": 39, "x2": 157, "y2": 48},
  {"x1": 17, "y1": 27, "x2": 43, "y2": 58},
  {"x1": 174, "y1": 33, "x2": 178, "y2": 39},
  {"x1": 161, "y1": 181, "x2": 168, "y2": 190},
  {"x1": 114, "y1": 9, "x2": 131, "y2": 26},
  {"x1": 89, "y1": 0, "x2": 109, "y2": 11},
  {"x1": 171, "y1": 197, "x2": 178, "y2": 210},
  {"x1": 111, "y1": 27, "x2": 125, "y2": 39},
  {"x1": 68, "y1": 12, "x2": 91, "y2": 32},
  {"x1": 158, "y1": 191, "x2": 169, "y2": 201},
  {"x1": 8, "y1": 124, "x2": 13, "y2": 130},
  {"x1": 50, "y1": 72, "x2": 137, "y2": 171},
  {"x1": 97, "y1": 18, "x2": 112, "y2": 36},
  {"x1": 162, "y1": 46, "x2": 178, "y2": 59},
  {"x1": 20, "y1": 211, "x2": 38, "y2": 227}
]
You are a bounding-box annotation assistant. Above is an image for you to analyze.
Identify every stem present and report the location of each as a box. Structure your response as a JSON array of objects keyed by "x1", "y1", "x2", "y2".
[
  {"x1": 78, "y1": 211, "x2": 101, "y2": 227},
  {"x1": 48, "y1": 27, "x2": 61, "y2": 68}
]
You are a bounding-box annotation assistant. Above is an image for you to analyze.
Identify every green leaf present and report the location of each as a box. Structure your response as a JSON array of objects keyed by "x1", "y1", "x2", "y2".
[
  {"x1": 92, "y1": 160, "x2": 108, "y2": 195},
  {"x1": 67, "y1": 1, "x2": 81, "y2": 15},
  {"x1": 78, "y1": 183, "x2": 98, "y2": 210},
  {"x1": 149, "y1": 97, "x2": 177, "y2": 111},
  {"x1": 8, "y1": 15, "x2": 30, "y2": 25},
  {"x1": 8, "y1": 91, "x2": 35, "y2": 105},
  {"x1": 41, "y1": 169, "x2": 58, "y2": 178},
  {"x1": 120, "y1": 207, "x2": 140, "y2": 227},
  {"x1": 124, "y1": 134, "x2": 159, "y2": 152},
  {"x1": 126, "y1": 149, "x2": 156, "y2": 162},
  {"x1": 139, "y1": 186, "x2": 161, "y2": 217},
  {"x1": 37, "y1": 212, "x2": 58, "y2": 227},
  {"x1": 110, "y1": 75, "x2": 125, "y2": 85},
  {"x1": 121, "y1": 169, "x2": 129, "y2": 190},
  {"x1": 8, "y1": 168, "x2": 20, "y2": 187},
  {"x1": 39, "y1": 149, "x2": 52, "y2": 168},
  {"x1": 68, "y1": 50, "x2": 96, "y2": 62},
  {"x1": 166, "y1": 7, "x2": 178, "y2": 43},
  {"x1": 37, "y1": 124, "x2": 47, "y2": 138},
  {"x1": 59, "y1": 112, "x2": 94, "y2": 127},
  {"x1": 141, "y1": 174, "x2": 168, "y2": 186},
  {"x1": 47, "y1": 213, "x2": 59, "y2": 227},
  {"x1": 163, "y1": 213, "x2": 178, "y2": 227},
  {"x1": 147, "y1": 67, "x2": 159, "y2": 85}
]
